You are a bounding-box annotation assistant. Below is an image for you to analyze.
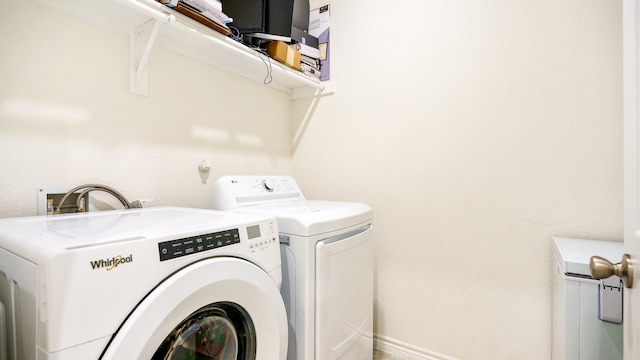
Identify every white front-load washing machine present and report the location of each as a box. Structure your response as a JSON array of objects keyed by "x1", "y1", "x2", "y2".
[
  {"x1": 212, "y1": 176, "x2": 374, "y2": 360},
  {"x1": 0, "y1": 206, "x2": 287, "y2": 359}
]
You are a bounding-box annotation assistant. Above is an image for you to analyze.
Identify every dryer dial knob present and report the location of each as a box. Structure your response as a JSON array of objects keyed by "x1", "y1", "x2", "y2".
[{"x1": 262, "y1": 179, "x2": 275, "y2": 192}]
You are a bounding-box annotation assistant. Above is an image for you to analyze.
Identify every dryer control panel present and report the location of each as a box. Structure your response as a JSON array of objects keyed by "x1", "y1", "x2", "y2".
[{"x1": 212, "y1": 176, "x2": 305, "y2": 210}]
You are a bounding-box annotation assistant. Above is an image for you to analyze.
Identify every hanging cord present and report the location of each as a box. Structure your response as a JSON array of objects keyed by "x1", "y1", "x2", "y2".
[
  {"x1": 245, "y1": 43, "x2": 273, "y2": 85},
  {"x1": 254, "y1": 47, "x2": 273, "y2": 84},
  {"x1": 227, "y1": 30, "x2": 273, "y2": 85}
]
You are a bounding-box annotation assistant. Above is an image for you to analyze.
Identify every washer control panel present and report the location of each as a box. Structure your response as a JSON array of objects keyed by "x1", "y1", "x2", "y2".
[
  {"x1": 158, "y1": 228, "x2": 240, "y2": 261},
  {"x1": 247, "y1": 221, "x2": 278, "y2": 253},
  {"x1": 157, "y1": 220, "x2": 279, "y2": 261}
]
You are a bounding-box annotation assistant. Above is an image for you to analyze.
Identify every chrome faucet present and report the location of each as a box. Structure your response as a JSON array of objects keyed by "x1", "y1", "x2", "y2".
[{"x1": 55, "y1": 184, "x2": 142, "y2": 214}]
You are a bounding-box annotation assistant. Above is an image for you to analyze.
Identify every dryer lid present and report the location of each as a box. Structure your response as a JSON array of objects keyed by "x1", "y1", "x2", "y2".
[
  {"x1": 212, "y1": 176, "x2": 373, "y2": 236},
  {"x1": 229, "y1": 200, "x2": 373, "y2": 237}
]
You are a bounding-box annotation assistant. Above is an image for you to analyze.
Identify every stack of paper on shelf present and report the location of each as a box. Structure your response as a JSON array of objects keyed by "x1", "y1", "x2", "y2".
[{"x1": 293, "y1": 43, "x2": 321, "y2": 79}]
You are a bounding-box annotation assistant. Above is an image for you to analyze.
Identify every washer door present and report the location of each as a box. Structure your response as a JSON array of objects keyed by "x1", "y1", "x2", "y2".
[{"x1": 101, "y1": 257, "x2": 287, "y2": 360}]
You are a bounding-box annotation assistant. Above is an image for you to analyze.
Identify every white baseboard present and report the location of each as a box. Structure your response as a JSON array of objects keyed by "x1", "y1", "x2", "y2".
[{"x1": 373, "y1": 334, "x2": 459, "y2": 360}]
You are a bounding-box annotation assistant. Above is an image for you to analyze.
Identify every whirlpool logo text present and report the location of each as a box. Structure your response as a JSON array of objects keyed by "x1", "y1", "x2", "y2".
[{"x1": 90, "y1": 255, "x2": 133, "y2": 271}]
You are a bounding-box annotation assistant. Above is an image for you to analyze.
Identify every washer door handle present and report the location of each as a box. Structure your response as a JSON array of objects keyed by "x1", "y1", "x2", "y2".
[{"x1": 590, "y1": 254, "x2": 634, "y2": 289}]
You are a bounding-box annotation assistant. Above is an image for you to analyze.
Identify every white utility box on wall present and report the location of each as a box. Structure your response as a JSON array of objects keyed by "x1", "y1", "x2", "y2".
[{"x1": 552, "y1": 237, "x2": 623, "y2": 360}]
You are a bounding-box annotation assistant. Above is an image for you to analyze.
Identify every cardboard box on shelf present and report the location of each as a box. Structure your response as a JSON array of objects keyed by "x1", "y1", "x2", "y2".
[{"x1": 266, "y1": 41, "x2": 301, "y2": 71}]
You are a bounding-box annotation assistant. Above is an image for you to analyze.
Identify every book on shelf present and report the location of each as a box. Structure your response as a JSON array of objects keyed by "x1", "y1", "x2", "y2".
[
  {"x1": 171, "y1": 1, "x2": 232, "y2": 36},
  {"x1": 181, "y1": 0, "x2": 228, "y2": 22},
  {"x1": 186, "y1": 0, "x2": 222, "y2": 11},
  {"x1": 159, "y1": 0, "x2": 222, "y2": 11}
]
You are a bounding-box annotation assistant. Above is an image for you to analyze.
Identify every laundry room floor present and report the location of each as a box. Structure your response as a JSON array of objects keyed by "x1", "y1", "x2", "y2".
[{"x1": 374, "y1": 350, "x2": 408, "y2": 360}]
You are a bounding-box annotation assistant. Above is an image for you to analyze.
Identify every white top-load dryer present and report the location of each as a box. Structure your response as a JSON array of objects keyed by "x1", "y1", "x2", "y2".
[
  {"x1": 0, "y1": 206, "x2": 287, "y2": 360},
  {"x1": 213, "y1": 176, "x2": 374, "y2": 360}
]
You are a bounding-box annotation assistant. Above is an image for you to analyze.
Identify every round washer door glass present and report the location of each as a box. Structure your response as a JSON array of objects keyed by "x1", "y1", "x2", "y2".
[{"x1": 152, "y1": 302, "x2": 256, "y2": 360}]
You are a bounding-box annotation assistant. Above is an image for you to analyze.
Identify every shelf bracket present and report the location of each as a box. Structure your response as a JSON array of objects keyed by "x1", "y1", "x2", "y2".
[{"x1": 130, "y1": 18, "x2": 163, "y2": 95}]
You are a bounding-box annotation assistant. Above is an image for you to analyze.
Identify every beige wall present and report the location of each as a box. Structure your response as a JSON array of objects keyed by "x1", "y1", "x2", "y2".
[
  {"x1": 0, "y1": 0, "x2": 623, "y2": 359},
  {"x1": 294, "y1": 0, "x2": 623, "y2": 359},
  {"x1": 0, "y1": 1, "x2": 295, "y2": 218}
]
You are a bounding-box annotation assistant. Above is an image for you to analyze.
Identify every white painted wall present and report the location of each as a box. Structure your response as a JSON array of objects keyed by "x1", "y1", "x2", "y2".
[
  {"x1": 0, "y1": 0, "x2": 294, "y2": 218},
  {"x1": 293, "y1": 0, "x2": 623, "y2": 359},
  {"x1": 0, "y1": 0, "x2": 624, "y2": 359}
]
